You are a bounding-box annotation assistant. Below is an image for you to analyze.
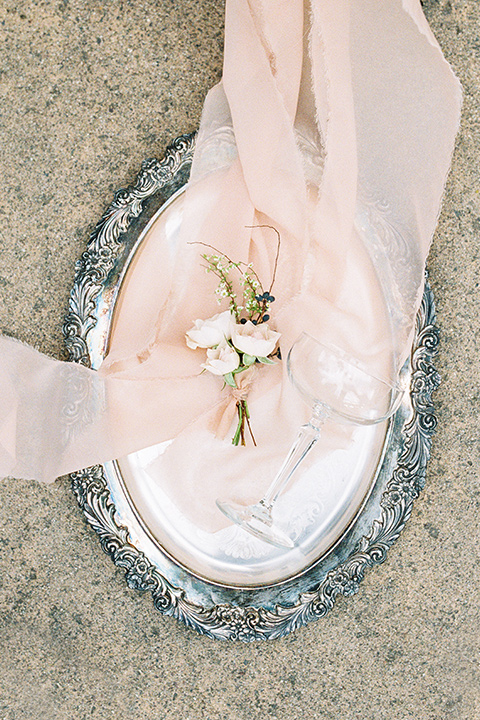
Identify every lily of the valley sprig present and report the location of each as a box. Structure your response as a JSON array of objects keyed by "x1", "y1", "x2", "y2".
[{"x1": 185, "y1": 226, "x2": 282, "y2": 446}]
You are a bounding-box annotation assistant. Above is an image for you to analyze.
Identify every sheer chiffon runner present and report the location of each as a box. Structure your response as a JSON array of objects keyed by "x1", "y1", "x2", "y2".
[{"x1": 0, "y1": 1, "x2": 461, "y2": 514}]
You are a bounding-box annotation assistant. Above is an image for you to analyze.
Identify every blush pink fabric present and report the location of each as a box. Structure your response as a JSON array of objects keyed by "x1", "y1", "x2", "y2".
[{"x1": 0, "y1": 0, "x2": 461, "y2": 485}]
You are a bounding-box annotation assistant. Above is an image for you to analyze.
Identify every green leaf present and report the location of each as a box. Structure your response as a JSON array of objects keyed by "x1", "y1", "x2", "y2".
[
  {"x1": 257, "y1": 356, "x2": 275, "y2": 365},
  {"x1": 243, "y1": 353, "x2": 256, "y2": 366},
  {"x1": 224, "y1": 372, "x2": 237, "y2": 387}
]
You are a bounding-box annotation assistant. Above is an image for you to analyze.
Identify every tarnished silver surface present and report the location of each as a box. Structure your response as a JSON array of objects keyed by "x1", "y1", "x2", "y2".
[{"x1": 64, "y1": 133, "x2": 440, "y2": 641}]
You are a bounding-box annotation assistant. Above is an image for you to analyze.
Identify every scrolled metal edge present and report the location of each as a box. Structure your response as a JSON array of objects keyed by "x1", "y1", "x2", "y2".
[
  {"x1": 70, "y1": 466, "x2": 187, "y2": 621},
  {"x1": 70, "y1": 463, "x2": 268, "y2": 640},
  {"x1": 63, "y1": 132, "x2": 196, "y2": 366},
  {"x1": 65, "y1": 138, "x2": 439, "y2": 641}
]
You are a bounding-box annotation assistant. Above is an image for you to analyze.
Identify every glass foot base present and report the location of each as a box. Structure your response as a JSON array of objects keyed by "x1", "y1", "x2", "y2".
[{"x1": 216, "y1": 499, "x2": 295, "y2": 549}]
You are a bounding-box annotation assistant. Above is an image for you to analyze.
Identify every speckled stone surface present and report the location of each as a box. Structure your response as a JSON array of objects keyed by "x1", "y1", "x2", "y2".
[{"x1": 0, "y1": 1, "x2": 478, "y2": 718}]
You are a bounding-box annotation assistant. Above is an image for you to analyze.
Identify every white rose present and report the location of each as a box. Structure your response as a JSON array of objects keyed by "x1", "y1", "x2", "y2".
[
  {"x1": 202, "y1": 342, "x2": 240, "y2": 376},
  {"x1": 231, "y1": 321, "x2": 281, "y2": 358},
  {"x1": 185, "y1": 310, "x2": 233, "y2": 350}
]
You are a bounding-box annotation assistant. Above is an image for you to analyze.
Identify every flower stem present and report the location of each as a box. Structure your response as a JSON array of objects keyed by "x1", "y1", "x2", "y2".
[
  {"x1": 243, "y1": 400, "x2": 257, "y2": 446},
  {"x1": 244, "y1": 224, "x2": 281, "y2": 294},
  {"x1": 231, "y1": 400, "x2": 256, "y2": 447},
  {"x1": 232, "y1": 402, "x2": 244, "y2": 446}
]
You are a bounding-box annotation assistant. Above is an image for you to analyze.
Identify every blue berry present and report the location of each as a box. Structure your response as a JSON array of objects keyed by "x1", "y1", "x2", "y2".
[
  {"x1": 240, "y1": 318, "x2": 247, "y2": 324},
  {"x1": 263, "y1": 314, "x2": 270, "y2": 321}
]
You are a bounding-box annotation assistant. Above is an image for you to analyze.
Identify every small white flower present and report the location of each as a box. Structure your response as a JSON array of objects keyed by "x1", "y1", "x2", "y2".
[
  {"x1": 231, "y1": 321, "x2": 281, "y2": 358},
  {"x1": 185, "y1": 310, "x2": 233, "y2": 349},
  {"x1": 202, "y1": 341, "x2": 240, "y2": 376}
]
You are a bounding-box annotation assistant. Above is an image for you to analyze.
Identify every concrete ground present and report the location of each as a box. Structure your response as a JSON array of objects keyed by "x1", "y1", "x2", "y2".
[{"x1": 0, "y1": 1, "x2": 478, "y2": 718}]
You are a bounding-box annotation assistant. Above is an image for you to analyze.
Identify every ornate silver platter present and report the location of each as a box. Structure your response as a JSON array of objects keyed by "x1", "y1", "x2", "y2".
[{"x1": 64, "y1": 133, "x2": 440, "y2": 641}]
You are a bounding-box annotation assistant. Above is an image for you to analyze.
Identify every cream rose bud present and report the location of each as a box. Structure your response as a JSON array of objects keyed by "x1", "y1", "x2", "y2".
[
  {"x1": 231, "y1": 321, "x2": 281, "y2": 358},
  {"x1": 202, "y1": 342, "x2": 240, "y2": 376},
  {"x1": 185, "y1": 310, "x2": 233, "y2": 350}
]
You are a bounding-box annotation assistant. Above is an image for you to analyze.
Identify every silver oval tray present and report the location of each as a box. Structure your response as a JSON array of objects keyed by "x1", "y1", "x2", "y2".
[{"x1": 64, "y1": 133, "x2": 440, "y2": 641}]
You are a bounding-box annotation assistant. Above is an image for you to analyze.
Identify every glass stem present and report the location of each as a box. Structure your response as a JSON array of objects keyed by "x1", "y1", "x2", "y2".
[{"x1": 261, "y1": 405, "x2": 328, "y2": 510}]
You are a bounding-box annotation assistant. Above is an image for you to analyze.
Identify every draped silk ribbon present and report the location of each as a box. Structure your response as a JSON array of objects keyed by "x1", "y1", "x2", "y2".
[{"x1": 0, "y1": 0, "x2": 461, "y2": 486}]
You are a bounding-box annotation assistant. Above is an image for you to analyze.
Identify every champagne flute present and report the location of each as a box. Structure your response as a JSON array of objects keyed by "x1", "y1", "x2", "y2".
[{"x1": 216, "y1": 333, "x2": 404, "y2": 549}]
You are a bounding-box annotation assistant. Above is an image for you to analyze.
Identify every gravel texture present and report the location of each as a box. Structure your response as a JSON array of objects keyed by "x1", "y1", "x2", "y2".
[{"x1": 0, "y1": 1, "x2": 479, "y2": 718}]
